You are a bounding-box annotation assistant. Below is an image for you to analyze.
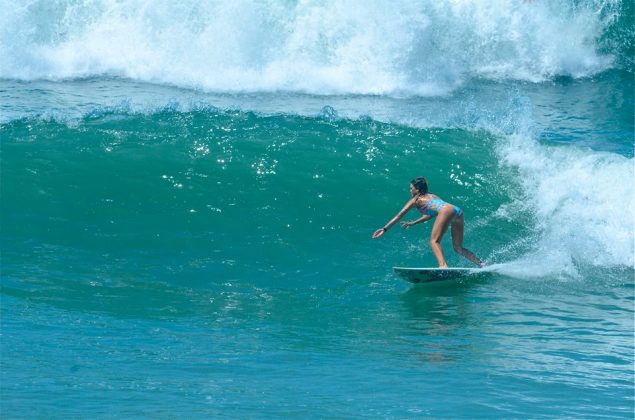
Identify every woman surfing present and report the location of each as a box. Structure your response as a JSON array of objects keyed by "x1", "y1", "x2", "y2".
[{"x1": 372, "y1": 177, "x2": 484, "y2": 267}]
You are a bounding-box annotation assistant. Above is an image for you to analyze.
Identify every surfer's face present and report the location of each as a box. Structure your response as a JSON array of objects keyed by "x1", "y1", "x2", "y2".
[{"x1": 410, "y1": 183, "x2": 417, "y2": 196}]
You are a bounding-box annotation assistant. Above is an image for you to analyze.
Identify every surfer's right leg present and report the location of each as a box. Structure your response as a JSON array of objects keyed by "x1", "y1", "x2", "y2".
[
  {"x1": 429, "y1": 209, "x2": 454, "y2": 267},
  {"x1": 450, "y1": 214, "x2": 483, "y2": 267}
]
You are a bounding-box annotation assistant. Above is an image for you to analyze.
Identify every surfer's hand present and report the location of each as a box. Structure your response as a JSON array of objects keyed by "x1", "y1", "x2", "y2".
[
  {"x1": 400, "y1": 221, "x2": 412, "y2": 229},
  {"x1": 372, "y1": 228, "x2": 385, "y2": 239}
]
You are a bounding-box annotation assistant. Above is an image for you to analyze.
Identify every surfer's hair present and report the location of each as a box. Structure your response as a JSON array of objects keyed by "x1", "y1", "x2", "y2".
[{"x1": 411, "y1": 177, "x2": 428, "y2": 194}]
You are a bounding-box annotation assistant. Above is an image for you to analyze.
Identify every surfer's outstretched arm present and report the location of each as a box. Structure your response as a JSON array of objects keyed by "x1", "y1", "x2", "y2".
[{"x1": 372, "y1": 198, "x2": 416, "y2": 239}]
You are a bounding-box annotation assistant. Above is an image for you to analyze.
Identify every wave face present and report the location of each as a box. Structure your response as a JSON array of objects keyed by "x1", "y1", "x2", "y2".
[
  {"x1": 2, "y1": 107, "x2": 633, "y2": 282},
  {"x1": 1, "y1": 0, "x2": 632, "y2": 94}
]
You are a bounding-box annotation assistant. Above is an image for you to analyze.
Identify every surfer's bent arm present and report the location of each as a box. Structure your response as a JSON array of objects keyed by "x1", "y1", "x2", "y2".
[
  {"x1": 402, "y1": 214, "x2": 432, "y2": 228},
  {"x1": 372, "y1": 199, "x2": 415, "y2": 238}
]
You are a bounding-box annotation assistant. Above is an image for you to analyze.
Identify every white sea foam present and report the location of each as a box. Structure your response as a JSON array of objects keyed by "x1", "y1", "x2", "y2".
[
  {"x1": 492, "y1": 128, "x2": 635, "y2": 278},
  {"x1": 0, "y1": 0, "x2": 618, "y2": 95}
]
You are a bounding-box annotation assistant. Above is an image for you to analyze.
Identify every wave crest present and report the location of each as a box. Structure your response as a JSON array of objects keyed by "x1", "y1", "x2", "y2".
[{"x1": 1, "y1": 0, "x2": 627, "y2": 95}]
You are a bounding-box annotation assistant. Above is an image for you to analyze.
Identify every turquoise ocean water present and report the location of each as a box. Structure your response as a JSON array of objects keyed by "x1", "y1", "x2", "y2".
[{"x1": 1, "y1": 1, "x2": 634, "y2": 418}]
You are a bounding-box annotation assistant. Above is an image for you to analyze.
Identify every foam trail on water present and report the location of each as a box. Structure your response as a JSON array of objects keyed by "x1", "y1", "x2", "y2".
[
  {"x1": 0, "y1": 0, "x2": 621, "y2": 95},
  {"x1": 491, "y1": 129, "x2": 634, "y2": 279}
]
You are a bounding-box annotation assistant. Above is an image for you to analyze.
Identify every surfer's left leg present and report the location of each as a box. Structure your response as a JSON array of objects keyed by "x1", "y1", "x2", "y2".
[{"x1": 450, "y1": 212, "x2": 484, "y2": 267}]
